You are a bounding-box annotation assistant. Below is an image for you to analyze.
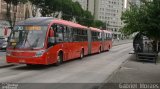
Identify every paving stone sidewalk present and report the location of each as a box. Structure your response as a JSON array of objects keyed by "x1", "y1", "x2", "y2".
[
  {"x1": 0, "y1": 51, "x2": 14, "y2": 68},
  {"x1": 100, "y1": 54, "x2": 160, "y2": 89}
]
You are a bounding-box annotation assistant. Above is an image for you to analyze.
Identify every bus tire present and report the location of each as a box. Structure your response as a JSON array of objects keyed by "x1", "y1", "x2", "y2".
[
  {"x1": 80, "y1": 49, "x2": 84, "y2": 59},
  {"x1": 56, "y1": 53, "x2": 63, "y2": 66}
]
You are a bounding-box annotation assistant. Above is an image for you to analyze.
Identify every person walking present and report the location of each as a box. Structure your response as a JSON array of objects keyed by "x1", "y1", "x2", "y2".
[{"x1": 117, "y1": 37, "x2": 119, "y2": 42}]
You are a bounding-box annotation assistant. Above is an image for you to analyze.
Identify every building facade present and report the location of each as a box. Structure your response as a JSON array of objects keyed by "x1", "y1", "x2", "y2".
[
  {"x1": 0, "y1": 0, "x2": 32, "y2": 36},
  {"x1": 72, "y1": 0, "x2": 127, "y2": 39},
  {"x1": 88, "y1": 0, "x2": 96, "y2": 15},
  {"x1": 129, "y1": 0, "x2": 141, "y2": 5},
  {"x1": 95, "y1": 0, "x2": 126, "y2": 39},
  {"x1": 127, "y1": 0, "x2": 141, "y2": 7}
]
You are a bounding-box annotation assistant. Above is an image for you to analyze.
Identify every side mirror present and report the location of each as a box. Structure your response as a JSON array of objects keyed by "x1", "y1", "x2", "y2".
[{"x1": 48, "y1": 37, "x2": 55, "y2": 44}]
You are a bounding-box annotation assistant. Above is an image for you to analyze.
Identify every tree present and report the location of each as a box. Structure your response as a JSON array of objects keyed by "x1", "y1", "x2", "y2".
[
  {"x1": 92, "y1": 20, "x2": 107, "y2": 29},
  {"x1": 76, "y1": 10, "x2": 94, "y2": 26},
  {"x1": 121, "y1": 0, "x2": 160, "y2": 52},
  {"x1": 29, "y1": 0, "x2": 106, "y2": 28},
  {"x1": 4, "y1": 0, "x2": 28, "y2": 29}
]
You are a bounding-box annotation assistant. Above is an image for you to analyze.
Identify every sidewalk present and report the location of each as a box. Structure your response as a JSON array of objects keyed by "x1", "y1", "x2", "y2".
[
  {"x1": 100, "y1": 53, "x2": 160, "y2": 89},
  {"x1": 0, "y1": 51, "x2": 14, "y2": 68}
]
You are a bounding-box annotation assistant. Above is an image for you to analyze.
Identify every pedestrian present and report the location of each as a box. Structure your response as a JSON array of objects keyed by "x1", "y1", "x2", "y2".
[{"x1": 117, "y1": 37, "x2": 119, "y2": 42}]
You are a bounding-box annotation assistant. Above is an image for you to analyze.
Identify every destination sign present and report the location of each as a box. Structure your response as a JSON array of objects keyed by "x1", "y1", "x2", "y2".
[
  {"x1": 14, "y1": 26, "x2": 42, "y2": 31},
  {"x1": 25, "y1": 26, "x2": 41, "y2": 30}
]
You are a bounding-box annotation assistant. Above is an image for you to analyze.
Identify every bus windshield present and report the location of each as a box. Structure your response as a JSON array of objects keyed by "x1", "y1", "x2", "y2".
[{"x1": 8, "y1": 26, "x2": 48, "y2": 49}]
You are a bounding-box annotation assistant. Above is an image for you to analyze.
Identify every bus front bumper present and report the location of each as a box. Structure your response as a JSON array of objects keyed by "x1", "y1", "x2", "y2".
[{"x1": 6, "y1": 56, "x2": 48, "y2": 65}]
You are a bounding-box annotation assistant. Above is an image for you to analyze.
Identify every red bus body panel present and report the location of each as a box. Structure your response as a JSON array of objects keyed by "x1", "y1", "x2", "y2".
[
  {"x1": 6, "y1": 50, "x2": 48, "y2": 65},
  {"x1": 6, "y1": 18, "x2": 89, "y2": 65},
  {"x1": 6, "y1": 18, "x2": 113, "y2": 65},
  {"x1": 89, "y1": 27, "x2": 102, "y2": 54},
  {"x1": 102, "y1": 30, "x2": 113, "y2": 51}
]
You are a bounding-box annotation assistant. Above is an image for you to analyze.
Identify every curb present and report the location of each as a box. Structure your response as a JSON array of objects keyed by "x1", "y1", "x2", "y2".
[
  {"x1": 0, "y1": 63, "x2": 15, "y2": 68},
  {"x1": 0, "y1": 56, "x2": 15, "y2": 68}
]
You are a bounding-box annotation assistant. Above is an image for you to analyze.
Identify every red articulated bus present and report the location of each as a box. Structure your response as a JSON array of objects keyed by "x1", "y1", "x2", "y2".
[
  {"x1": 102, "y1": 30, "x2": 112, "y2": 51},
  {"x1": 6, "y1": 17, "x2": 112, "y2": 66},
  {"x1": 88, "y1": 27, "x2": 102, "y2": 54}
]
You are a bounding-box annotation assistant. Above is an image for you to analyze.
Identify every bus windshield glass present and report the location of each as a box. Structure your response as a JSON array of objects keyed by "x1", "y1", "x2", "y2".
[{"x1": 8, "y1": 25, "x2": 48, "y2": 49}]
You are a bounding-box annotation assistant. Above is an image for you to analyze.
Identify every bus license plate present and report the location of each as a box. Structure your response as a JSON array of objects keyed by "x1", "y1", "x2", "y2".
[{"x1": 19, "y1": 59, "x2": 25, "y2": 63}]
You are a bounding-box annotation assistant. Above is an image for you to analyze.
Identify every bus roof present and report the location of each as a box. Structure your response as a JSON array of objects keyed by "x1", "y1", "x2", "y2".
[
  {"x1": 16, "y1": 17, "x2": 54, "y2": 26},
  {"x1": 89, "y1": 27, "x2": 102, "y2": 32},
  {"x1": 16, "y1": 17, "x2": 88, "y2": 29},
  {"x1": 51, "y1": 19, "x2": 88, "y2": 29}
]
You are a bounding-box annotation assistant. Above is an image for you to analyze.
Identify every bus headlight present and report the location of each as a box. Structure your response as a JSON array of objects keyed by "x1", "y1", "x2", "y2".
[{"x1": 35, "y1": 50, "x2": 45, "y2": 57}]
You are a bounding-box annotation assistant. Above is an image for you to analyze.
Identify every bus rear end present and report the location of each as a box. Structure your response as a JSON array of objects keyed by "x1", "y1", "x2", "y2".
[{"x1": 102, "y1": 30, "x2": 113, "y2": 51}]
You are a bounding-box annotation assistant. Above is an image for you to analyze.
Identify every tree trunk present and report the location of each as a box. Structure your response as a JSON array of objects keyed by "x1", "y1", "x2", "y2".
[
  {"x1": 32, "y1": 5, "x2": 37, "y2": 17},
  {"x1": 154, "y1": 40, "x2": 159, "y2": 53},
  {"x1": 6, "y1": 3, "x2": 12, "y2": 29},
  {"x1": 12, "y1": 5, "x2": 18, "y2": 28},
  {"x1": 157, "y1": 41, "x2": 160, "y2": 53}
]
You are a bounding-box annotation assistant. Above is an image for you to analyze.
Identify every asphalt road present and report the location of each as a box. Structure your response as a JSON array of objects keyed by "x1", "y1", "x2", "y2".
[{"x1": 0, "y1": 42, "x2": 132, "y2": 89}]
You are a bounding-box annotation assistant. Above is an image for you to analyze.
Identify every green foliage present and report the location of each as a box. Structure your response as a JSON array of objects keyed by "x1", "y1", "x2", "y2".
[
  {"x1": 29, "y1": 0, "x2": 106, "y2": 28},
  {"x1": 76, "y1": 10, "x2": 94, "y2": 26},
  {"x1": 92, "y1": 20, "x2": 107, "y2": 29},
  {"x1": 121, "y1": 0, "x2": 160, "y2": 40},
  {"x1": 4, "y1": 0, "x2": 28, "y2": 29}
]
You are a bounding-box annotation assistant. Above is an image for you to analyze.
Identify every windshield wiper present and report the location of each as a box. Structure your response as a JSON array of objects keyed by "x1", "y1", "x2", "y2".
[
  {"x1": 32, "y1": 38, "x2": 40, "y2": 48},
  {"x1": 25, "y1": 38, "x2": 34, "y2": 50},
  {"x1": 12, "y1": 38, "x2": 34, "y2": 50}
]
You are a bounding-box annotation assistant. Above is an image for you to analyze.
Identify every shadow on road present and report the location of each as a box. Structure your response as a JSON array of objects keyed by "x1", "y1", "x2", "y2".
[{"x1": 11, "y1": 64, "x2": 58, "y2": 71}]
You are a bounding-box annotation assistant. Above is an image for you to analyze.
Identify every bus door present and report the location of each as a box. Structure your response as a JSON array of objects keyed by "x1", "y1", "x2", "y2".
[
  {"x1": 54, "y1": 25, "x2": 72, "y2": 61},
  {"x1": 72, "y1": 28, "x2": 81, "y2": 58},
  {"x1": 47, "y1": 24, "x2": 70, "y2": 63},
  {"x1": 47, "y1": 25, "x2": 57, "y2": 64},
  {"x1": 62, "y1": 26, "x2": 73, "y2": 60}
]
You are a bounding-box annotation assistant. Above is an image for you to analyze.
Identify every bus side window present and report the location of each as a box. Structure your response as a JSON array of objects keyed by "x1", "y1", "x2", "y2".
[
  {"x1": 67, "y1": 27, "x2": 73, "y2": 42},
  {"x1": 63, "y1": 26, "x2": 69, "y2": 42},
  {"x1": 72, "y1": 28, "x2": 77, "y2": 42},
  {"x1": 48, "y1": 25, "x2": 55, "y2": 48},
  {"x1": 61, "y1": 26, "x2": 73, "y2": 42},
  {"x1": 55, "y1": 25, "x2": 64, "y2": 43}
]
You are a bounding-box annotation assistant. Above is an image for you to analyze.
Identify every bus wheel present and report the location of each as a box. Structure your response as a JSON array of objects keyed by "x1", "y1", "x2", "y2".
[
  {"x1": 80, "y1": 50, "x2": 84, "y2": 59},
  {"x1": 56, "y1": 53, "x2": 63, "y2": 66}
]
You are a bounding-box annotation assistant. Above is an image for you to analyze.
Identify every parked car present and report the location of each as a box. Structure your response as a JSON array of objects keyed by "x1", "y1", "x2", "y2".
[{"x1": 0, "y1": 36, "x2": 8, "y2": 50}]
